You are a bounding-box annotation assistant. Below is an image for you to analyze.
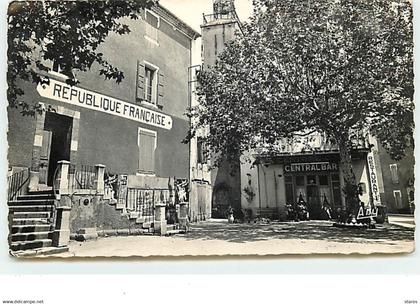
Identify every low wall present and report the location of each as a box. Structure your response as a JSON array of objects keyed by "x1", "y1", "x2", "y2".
[
  {"x1": 67, "y1": 174, "x2": 189, "y2": 236},
  {"x1": 127, "y1": 175, "x2": 170, "y2": 189},
  {"x1": 68, "y1": 194, "x2": 141, "y2": 233}
]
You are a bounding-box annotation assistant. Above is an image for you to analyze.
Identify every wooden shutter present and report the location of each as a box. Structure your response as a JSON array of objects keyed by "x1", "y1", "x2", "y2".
[
  {"x1": 147, "y1": 134, "x2": 155, "y2": 173},
  {"x1": 136, "y1": 61, "x2": 145, "y2": 101},
  {"x1": 157, "y1": 70, "x2": 165, "y2": 108},
  {"x1": 138, "y1": 130, "x2": 156, "y2": 174}
]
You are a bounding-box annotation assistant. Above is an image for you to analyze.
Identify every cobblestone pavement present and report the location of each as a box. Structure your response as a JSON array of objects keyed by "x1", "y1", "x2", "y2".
[{"x1": 51, "y1": 220, "x2": 415, "y2": 258}]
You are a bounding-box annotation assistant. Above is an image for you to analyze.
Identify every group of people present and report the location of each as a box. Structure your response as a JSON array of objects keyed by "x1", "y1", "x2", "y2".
[{"x1": 286, "y1": 194, "x2": 333, "y2": 221}]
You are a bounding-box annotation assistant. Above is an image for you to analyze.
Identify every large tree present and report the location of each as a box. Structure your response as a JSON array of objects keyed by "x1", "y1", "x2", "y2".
[
  {"x1": 8, "y1": 0, "x2": 154, "y2": 115},
  {"x1": 188, "y1": 0, "x2": 413, "y2": 216}
]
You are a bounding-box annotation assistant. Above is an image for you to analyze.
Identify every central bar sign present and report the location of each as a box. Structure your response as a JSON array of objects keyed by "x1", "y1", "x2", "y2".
[
  {"x1": 37, "y1": 79, "x2": 173, "y2": 130},
  {"x1": 284, "y1": 162, "x2": 339, "y2": 173}
]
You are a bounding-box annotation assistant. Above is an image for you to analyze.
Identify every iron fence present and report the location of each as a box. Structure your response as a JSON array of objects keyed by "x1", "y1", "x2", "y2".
[
  {"x1": 126, "y1": 188, "x2": 171, "y2": 222},
  {"x1": 203, "y1": 11, "x2": 238, "y2": 24},
  {"x1": 7, "y1": 168, "x2": 30, "y2": 201},
  {"x1": 68, "y1": 164, "x2": 96, "y2": 191}
]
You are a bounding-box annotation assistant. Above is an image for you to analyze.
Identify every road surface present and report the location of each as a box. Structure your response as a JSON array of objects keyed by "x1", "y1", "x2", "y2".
[{"x1": 48, "y1": 220, "x2": 415, "y2": 258}]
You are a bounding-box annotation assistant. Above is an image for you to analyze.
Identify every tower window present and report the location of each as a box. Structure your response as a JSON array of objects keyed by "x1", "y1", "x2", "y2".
[
  {"x1": 197, "y1": 138, "x2": 208, "y2": 164},
  {"x1": 214, "y1": 0, "x2": 235, "y2": 17}
]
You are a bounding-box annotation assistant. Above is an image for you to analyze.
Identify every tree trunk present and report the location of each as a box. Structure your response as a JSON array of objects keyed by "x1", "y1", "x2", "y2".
[{"x1": 337, "y1": 136, "x2": 359, "y2": 218}]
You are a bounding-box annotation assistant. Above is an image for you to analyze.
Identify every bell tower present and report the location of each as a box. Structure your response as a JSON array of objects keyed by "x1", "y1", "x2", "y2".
[
  {"x1": 200, "y1": 0, "x2": 243, "y2": 219},
  {"x1": 201, "y1": 0, "x2": 241, "y2": 68},
  {"x1": 213, "y1": 0, "x2": 236, "y2": 18}
]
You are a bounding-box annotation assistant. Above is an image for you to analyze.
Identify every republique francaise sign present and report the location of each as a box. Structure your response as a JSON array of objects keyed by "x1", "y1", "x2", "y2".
[{"x1": 37, "y1": 79, "x2": 173, "y2": 130}]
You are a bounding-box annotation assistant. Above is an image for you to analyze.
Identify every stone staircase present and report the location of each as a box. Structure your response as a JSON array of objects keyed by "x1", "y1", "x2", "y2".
[
  {"x1": 166, "y1": 223, "x2": 184, "y2": 235},
  {"x1": 112, "y1": 202, "x2": 185, "y2": 236},
  {"x1": 129, "y1": 213, "x2": 183, "y2": 235},
  {"x1": 8, "y1": 191, "x2": 68, "y2": 256}
]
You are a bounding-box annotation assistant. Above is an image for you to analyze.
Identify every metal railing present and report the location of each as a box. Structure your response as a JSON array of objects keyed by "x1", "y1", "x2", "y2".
[
  {"x1": 7, "y1": 168, "x2": 30, "y2": 201},
  {"x1": 203, "y1": 11, "x2": 239, "y2": 24},
  {"x1": 68, "y1": 164, "x2": 96, "y2": 191},
  {"x1": 52, "y1": 165, "x2": 61, "y2": 198},
  {"x1": 126, "y1": 188, "x2": 171, "y2": 222}
]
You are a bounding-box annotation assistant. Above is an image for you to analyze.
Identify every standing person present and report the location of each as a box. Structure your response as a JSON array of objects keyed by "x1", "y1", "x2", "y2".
[
  {"x1": 297, "y1": 193, "x2": 309, "y2": 221},
  {"x1": 227, "y1": 205, "x2": 234, "y2": 223},
  {"x1": 322, "y1": 195, "x2": 332, "y2": 220}
]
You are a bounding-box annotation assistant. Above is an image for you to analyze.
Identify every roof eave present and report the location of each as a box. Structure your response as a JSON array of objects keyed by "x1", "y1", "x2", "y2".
[{"x1": 154, "y1": 3, "x2": 201, "y2": 40}]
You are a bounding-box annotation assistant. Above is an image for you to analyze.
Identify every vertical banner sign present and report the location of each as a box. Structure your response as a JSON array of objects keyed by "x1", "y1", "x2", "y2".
[{"x1": 367, "y1": 152, "x2": 381, "y2": 206}]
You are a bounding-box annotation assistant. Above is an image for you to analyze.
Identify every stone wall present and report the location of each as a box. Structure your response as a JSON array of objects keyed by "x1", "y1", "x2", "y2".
[{"x1": 69, "y1": 195, "x2": 140, "y2": 234}]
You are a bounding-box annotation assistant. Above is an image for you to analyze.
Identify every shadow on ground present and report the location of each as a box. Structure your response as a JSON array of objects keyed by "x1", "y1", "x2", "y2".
[{"x1": 177, "y1": 220, "x2": 415, "y2": 244}]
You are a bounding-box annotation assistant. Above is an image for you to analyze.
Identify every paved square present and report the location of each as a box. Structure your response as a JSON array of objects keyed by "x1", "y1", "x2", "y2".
[{"x1": 51, "y1": 220, "x2": 415, "y2": 258}]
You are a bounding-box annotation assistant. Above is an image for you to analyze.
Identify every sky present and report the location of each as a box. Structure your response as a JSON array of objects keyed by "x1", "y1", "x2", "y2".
[
  {"x1": 159, "y1": 0, "x2": 253, "y2": 64},
  {"x1": 159, "y1": 0, "x2": 253, "y2": 32}
]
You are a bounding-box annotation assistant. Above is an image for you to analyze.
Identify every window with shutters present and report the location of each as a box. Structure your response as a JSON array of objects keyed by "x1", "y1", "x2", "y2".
[
  {"x1": 393, "y1": 190, "x2": 402, "y2": 208},
  {"x1": 144, "y1": 67, "x2": 155, "y2": 103},
  {"x1": 389, "y1": 164, "x2": 399, "y2": 184},
  {"x1": 136, "y1": 61, "x2": 165, "y2": 108},
  {"x1": 138, "y1": 128, "x2": 157, "y2": 175}
]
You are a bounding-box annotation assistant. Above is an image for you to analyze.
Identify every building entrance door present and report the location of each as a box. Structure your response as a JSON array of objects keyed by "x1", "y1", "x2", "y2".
[
  {"x1": 40, "y1": 112, "x2": 73, "y2": 187},
  {"x1": 288, "y1": 174, "x2": 334, "y2": 220},
  {"x1": 307, "y1": 183, "x2": 321, "y2": 219},
  {"x1": 284, "y1": 161, "x2": 342, "y2": 219}
]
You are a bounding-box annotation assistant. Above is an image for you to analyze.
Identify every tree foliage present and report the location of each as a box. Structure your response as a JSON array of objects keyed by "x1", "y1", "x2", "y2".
[
  {"x1": 189, "y1": 0, "x2": 413, "y2": 211},
  {"x1": 8, "y1": 0, "x2": 154, "y2": 115}
]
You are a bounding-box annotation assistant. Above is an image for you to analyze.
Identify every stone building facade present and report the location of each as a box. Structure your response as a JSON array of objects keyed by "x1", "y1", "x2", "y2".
[
  {"x1": 376, "y1": 143, "x2": 414, "y2": 214},
  {"x1": 8, "y1": 5, "x2": 200, "y2": 187},
  {"x1": 7, "y1": 4, "x2": 202, "y2": 253},
  {"x1": 240, "y1": 134, "x2": 377, "y2": 220}
]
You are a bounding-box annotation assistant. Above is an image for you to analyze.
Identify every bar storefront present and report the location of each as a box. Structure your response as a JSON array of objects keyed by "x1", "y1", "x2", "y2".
[
  {"x1": 283, "y1": 156, "x2": 342, "y2": 220},
  {"x1": 240, "y1": 151, "x2": 371, "y2": 220}
]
